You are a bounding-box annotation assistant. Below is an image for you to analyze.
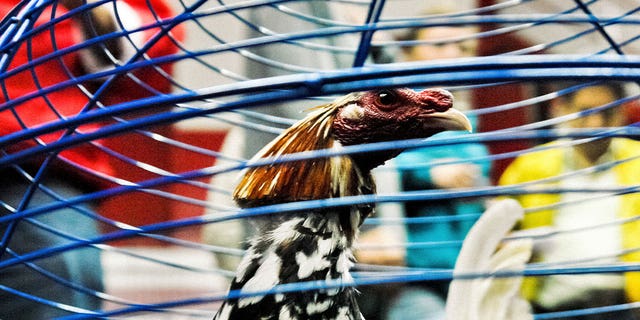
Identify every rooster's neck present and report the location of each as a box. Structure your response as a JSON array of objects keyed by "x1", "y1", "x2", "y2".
[
  {"x1": 222, "y1": 103, "x2": 375, "y2": 319},
  {"x1": 234, "y1": 104, "x2": 376, "y2": 206}
]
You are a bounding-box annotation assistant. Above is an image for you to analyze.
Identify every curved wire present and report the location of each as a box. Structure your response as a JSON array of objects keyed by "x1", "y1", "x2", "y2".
[{"x1": 2, "y1": 0, "x2": 640, "y2": 317}]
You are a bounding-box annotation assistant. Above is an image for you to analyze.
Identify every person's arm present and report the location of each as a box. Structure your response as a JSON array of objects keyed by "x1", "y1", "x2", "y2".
[
  {"x1": 398, "y1": 140, "x2": 490, "y2": 189},
  {"x1": 60, "y1": 0, "x2": 122, "y2": 64}
]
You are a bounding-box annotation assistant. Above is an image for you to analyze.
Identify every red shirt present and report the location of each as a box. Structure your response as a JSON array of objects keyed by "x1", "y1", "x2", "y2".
[{"x1": 0, "y1": 0, "x2": 184, "y2": 187}]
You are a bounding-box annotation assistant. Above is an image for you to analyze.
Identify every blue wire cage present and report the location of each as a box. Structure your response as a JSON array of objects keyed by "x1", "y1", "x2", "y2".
[{"x1": 1, "y1": 0, "x2": 640, "y2": 319}]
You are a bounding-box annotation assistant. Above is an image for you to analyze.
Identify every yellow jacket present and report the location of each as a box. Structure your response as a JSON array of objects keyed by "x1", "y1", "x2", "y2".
[{"x1": 498, "y1": 138, "x2": 640, "y2": 302}]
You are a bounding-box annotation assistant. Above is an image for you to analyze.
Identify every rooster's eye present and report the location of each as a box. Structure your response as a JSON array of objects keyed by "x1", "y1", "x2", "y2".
[{"x1": 377, "y1": 90, "x2": 397, "y2": 106}]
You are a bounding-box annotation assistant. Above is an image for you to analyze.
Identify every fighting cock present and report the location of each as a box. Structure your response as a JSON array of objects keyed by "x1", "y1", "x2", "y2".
[{"x1": 214, "y1": 88, "x2": 472, "y2": 320}]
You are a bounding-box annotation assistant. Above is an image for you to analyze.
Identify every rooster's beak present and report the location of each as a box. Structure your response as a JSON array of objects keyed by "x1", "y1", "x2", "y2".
[{"x1": 426, "y1": 108, "x2": 473, "y2": 132}]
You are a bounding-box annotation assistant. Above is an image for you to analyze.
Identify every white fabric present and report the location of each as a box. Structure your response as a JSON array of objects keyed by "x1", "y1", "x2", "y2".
[
  {"x1": 536, "y1": 148, "x2": 624, "y2": 308},
  {"x1": 78, "y1": 1, "x2": 143, "y2": 73}
]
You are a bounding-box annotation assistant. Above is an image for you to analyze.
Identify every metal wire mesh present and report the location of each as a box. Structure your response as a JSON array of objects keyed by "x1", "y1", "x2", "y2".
[{"x1": 0, "y1": 0, "x2": 639, "y2": 318}]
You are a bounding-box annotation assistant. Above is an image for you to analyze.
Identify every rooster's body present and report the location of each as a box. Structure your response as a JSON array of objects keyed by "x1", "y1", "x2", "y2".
[{"x1": 214, "y1": 88, "x2": 471, "y2": 319}]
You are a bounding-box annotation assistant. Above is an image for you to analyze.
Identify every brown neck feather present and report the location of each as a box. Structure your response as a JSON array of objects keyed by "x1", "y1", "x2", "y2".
[{"x1": 233, "y1": 104, "x2": 371, "y2": 207}]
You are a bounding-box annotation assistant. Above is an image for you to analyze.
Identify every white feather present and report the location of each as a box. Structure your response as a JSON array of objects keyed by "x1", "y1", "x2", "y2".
[
  {"x1": 215, "y1": 303, "x2": 232, "y2": 320},
  {"x1": 336, "y1": 306, "x2": 351, "y2": 320},
  {"x1": 336, "y1": 250, "x2": 353, "y2": 274},
  {"x1": 340, "y1": 103, "x2": 365, "y2": 121},
  {"x1": 238, "y1": 251, "x2": 282, "y2": 307},
  {"x1": 269, "y1": 218, "x2": 304, "y2": 245},
  {"x1": 316, "y1": 237, "x2": 335, "y2": 256},
  {"x1": 296, "y1": 250, "x2": 332, "y2": 279},
  {"x1": 235, "y1": 247, "x2": 258, "y2": 282},
  {"x1": 278, "y1": 305, "x2": 293, "y2": 320},
  {"x1": 306, "y1": 298, "x2": 332, "y2": 314}
]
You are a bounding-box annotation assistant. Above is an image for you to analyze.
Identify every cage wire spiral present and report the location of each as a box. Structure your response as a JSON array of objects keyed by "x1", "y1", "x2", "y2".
[{"x1": 1, "y1": 0, "x2": 640, "y2": 319}]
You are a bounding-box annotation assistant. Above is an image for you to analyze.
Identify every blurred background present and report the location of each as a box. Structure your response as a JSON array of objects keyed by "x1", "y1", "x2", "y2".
[{"x1": 0, "y1": 0, "x2": 639, "y2": 319}]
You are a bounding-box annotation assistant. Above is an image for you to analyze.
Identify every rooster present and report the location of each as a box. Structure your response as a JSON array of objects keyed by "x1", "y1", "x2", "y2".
[{"x1": 214, "y1": 87, "x2": 472, "y2": 319}]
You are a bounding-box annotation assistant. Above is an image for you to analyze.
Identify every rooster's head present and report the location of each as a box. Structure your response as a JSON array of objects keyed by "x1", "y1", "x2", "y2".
[{"x1": 234, "y1": 87, "x2": 471, "y2": 206}]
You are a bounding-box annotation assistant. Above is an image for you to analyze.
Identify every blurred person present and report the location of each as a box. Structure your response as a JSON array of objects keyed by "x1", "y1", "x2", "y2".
[
  {"x1": 624, "y1": 99, "x2": 640, "y2": 126},
  {"x1": 499, "y1": 83, "x2": 640, "y2": 320},
  {"x1": 355, "y1": 9, "x2": 492, "y2": 320},
  {"x1": 0, "y1": 1, "x2": 183, "y2": 318}
]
